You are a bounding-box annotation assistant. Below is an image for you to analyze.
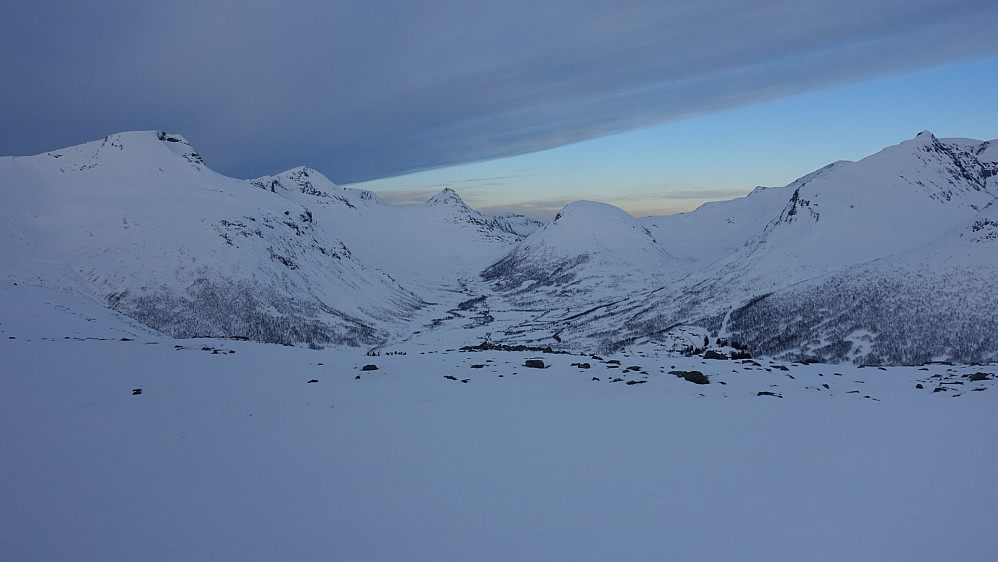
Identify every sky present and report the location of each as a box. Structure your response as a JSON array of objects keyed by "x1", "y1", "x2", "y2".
[{"x1": 2, "y1": 1, "x2": 997, "y2": 220}]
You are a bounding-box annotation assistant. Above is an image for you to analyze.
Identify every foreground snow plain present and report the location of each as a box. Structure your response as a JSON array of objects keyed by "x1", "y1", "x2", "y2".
[{"x1": 2, "y1": 282, "x2": 996, "y2": 561}]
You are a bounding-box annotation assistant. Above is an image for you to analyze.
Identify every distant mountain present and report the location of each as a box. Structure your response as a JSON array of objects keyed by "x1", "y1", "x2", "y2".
[{"x1": 2, "y1": 130, "x2": 995, "y2": 363}]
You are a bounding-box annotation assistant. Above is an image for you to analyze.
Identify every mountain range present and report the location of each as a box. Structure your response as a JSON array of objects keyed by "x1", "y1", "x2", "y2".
[{"x1": 2, "y1": 130, "x2": 996, "y2": 364}]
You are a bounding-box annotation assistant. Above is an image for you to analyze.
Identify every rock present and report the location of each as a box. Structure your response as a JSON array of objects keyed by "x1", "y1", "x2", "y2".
[
  {"x1": 703, "y1": 350, "x2": 728, "y2": 360},
  {"x1": 524, "y1": 359, "x2": 545, "y2": 369},
  {"x1": 757, "y1": 391, "x2": 782, "y2": 397},
  {"x1": 131, "y1": 388, "x2": 142, "y2": 395},
  {"x1": 915, "y1": 383, "x2": 923, "y2": 389},
  {"x1": 969, "y1": 372, "x2": 992, "y2": 381},
  {"x1": 307, "y1": 379, "x2": 318, "y2": 383},
  {"x1": 933, "y1": 387, "x2": 947, "y2": 392},
  {"x1": 591, "y1": 377, "x2": 600, "y2": 381},
  {"x1": 470, "y1": 364, "x2": 485, "y2": 369},
  {"x1": 361, "y1": 364, "x2": 378, "y2": 371},
  {"x1": 625, "y1": 380, "x2": 646, "y2": 385},
  {"x1": 444, "y1": 375, "x2": 457, "y2": 380},
  {"x1": 669, "y1": 370, "x2": 710, "y2": 385}
]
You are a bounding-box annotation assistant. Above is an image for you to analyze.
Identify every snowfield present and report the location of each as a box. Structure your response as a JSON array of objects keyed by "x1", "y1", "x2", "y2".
[
  {"x1": 3, "y1": 130, "x2": 998, "y2": 560},
  {"x1": 2, "y1": 282, "x2": 996, "y2": 561}
]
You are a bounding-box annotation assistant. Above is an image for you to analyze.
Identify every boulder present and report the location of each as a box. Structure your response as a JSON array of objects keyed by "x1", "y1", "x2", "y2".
[{"x1": 669, "y1": 370, "x2": 710, "y2": 385}]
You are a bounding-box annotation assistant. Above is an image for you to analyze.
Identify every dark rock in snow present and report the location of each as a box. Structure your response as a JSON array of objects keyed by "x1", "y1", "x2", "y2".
[
  {"x1": 524, "y1": 359, "x2": 545, "y2": 368},
  {"x1": 361, "y1": 364, "x2": 378, "y2": 371},
  {"x1": 670, "y1": 370, "x2": 710, "y2": 384}
]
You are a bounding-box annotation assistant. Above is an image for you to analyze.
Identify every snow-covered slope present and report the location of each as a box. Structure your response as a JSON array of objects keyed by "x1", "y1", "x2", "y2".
[
  {"x1": 2, "y1": 280, "x2": 997, "y2": 561},
  {"x1": 727, "y1": 202, "x2": 998, "y2": 364}
]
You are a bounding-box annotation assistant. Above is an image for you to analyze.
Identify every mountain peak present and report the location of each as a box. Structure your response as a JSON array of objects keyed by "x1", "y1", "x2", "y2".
[
  {"x1": 551, "y1": 200, "x2": 634, "y2": 226},
  {"x1": 426, "y1": 188, "x2": 469, "y2": 209},
  {"x1": 905, "y1": 130, "x2": 942, "y2": 149}
]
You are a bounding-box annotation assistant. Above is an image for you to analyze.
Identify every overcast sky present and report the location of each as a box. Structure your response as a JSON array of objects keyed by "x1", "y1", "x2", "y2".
[{"x1": 2, "y1": 1, "x2": 998, "y2": 219}]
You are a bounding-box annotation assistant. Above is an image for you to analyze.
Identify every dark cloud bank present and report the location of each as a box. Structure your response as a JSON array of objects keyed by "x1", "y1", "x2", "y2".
[{"x1": 2, "y1": 0, "x2": 997, "y2": 182}]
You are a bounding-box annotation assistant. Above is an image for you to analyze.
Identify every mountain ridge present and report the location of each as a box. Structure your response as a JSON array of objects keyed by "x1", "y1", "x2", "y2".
[{"x1": 2, "y1": 130, "x2": 995, "y2": 363}]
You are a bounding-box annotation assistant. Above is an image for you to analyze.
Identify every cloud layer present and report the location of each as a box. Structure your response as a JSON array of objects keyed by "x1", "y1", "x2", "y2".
[{"x1": 2, "y1": 1, "x2": 997, "y2": 182}]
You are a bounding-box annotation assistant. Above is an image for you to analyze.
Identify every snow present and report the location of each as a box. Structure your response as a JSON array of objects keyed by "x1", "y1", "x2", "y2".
[
  {"x1": 3, "y1": 129, "x2": 998, "y2": 559},
  {"x1": 1, "y1": 281, "x2": 996, "y2": 561}
]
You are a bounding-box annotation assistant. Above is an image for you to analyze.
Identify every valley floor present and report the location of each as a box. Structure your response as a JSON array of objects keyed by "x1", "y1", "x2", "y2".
[{"x1": 2, "y1": 332, "x2": 996, "y2": 561}]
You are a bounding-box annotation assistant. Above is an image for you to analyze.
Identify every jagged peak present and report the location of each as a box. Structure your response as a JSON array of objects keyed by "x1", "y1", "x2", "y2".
[
  {"x1": 426, "y1": 187, "x2": 470, "y2": 209},
  {"x1": 914, "y1": 130, "x2": 937, "y2": 142}
]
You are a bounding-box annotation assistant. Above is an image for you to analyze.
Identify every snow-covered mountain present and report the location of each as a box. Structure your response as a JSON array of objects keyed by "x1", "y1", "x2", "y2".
[
  {"x1": 477, "y1": 131, "x2": 998, "y2": 363},
  {"x1": 0, "y1": 131, "x2": 537, "y2": 348},
  {"x1": 2, "y1": 130, "x2": 995, "y2": 363},
  {"x1": 482, "y1": 201, "x2": 685, "y2": 307}
]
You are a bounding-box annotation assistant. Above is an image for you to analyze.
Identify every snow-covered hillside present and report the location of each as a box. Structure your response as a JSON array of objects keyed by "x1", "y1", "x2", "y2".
[
  {"x1": 2, "y1": 276, "x2": 996, "y2": 561},
  {"x1": 2, "y1": 130, "x2": 996, "y2": 364}
]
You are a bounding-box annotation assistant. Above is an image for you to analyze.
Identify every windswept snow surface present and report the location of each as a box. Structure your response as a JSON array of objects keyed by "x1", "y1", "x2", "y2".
[{"x1": 2, "y1": 282, "x2": 997, "y2": 561}]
